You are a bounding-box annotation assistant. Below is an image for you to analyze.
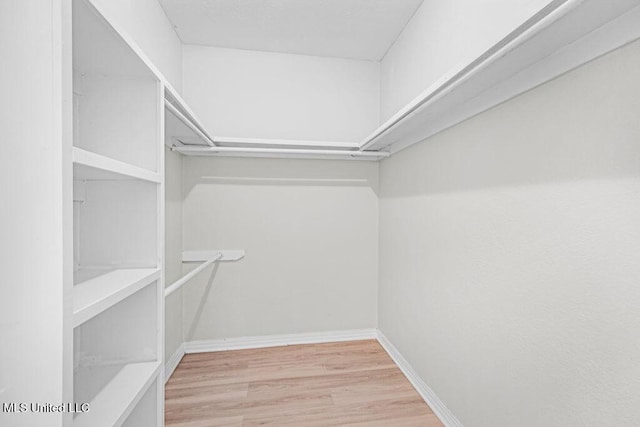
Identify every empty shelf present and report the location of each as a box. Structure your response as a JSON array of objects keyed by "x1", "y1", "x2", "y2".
[
  {"x1": 73, "y1": 268, "x2": 160, "y2": 327},
  {"x1": 73, "y1": 361, "x2": 160, "y2": 427},
  {"x1": 73, "y1": 147, "x2": 161, "y2": 183}
]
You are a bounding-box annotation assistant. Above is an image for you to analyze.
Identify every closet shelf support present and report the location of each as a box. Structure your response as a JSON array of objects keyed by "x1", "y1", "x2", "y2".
[
  {"x1": 164, "y1": 252, "x2": 222, "y2": 297},
  {"x1": 164, "y1": 250, "x2": 246, "y2": 297}
]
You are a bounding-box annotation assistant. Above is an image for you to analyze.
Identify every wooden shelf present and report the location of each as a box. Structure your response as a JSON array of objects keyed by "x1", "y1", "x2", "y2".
[
  {"x1": 73, "y1": 268, "x2": 160, "y2": 327},
  {"x1": 74, "y1": 361, "x2": 161, "y2": 427},
  {"x1": 360, "y1": 0, "x2": 640, "y2": 153},
  {"x1": 73, "y1": 147, "x2": 161, "y2": 183}
]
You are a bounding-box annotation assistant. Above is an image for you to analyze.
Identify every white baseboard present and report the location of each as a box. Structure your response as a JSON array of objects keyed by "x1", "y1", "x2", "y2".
[
  {"x1": 376, "y1": 330, "x2": 463, "y2": 427},
  {"x1": 164, "y1": 342, "x2": 185, "y2": 384},
  {"x1": 184, "y1": 328, "x2": 377, "y2": 353}
]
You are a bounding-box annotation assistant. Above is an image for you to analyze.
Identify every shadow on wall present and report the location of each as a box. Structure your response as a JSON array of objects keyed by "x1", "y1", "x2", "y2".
[
  {"x1": 183, "y1": 262, "x2": 220, "y2": 342},
  {"x1": 181, "y1": 156, "x2": 380, "y2": 199},
  {"x1": 380, "y1": 43, "x2": 640, "y2": 199}
]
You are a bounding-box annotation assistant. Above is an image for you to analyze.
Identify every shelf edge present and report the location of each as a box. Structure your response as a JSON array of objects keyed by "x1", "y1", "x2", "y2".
[
  {"x1": 73, "y1": 361, "x2": 161, "y2": 427},
  {"x1": 73, "y1": 147, "x2": 162, "y2": 183},
  {"x1": 73, "y1": 268, "x2": 161, "y2": 328}
]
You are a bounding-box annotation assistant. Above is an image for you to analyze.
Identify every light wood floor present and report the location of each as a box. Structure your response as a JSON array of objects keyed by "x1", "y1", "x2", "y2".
[{"x1": 165, "y1": 339, "x2": 443, "y2": 426}]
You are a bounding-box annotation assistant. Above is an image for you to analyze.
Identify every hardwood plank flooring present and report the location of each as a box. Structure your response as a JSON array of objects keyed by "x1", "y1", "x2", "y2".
[{"x1": 165, "y1": 340, "x2": 443, "y2": 426}]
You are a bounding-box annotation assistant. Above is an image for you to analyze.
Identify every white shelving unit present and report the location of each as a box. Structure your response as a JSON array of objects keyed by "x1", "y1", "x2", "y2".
[{"x1": 70, "y1": 0, "x2": 164, "y2": 425}]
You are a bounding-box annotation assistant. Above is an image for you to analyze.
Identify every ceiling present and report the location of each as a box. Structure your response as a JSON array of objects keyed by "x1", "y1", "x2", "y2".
[{"x1": 158, "y1": 0, "x2": 424, "y2": 61}]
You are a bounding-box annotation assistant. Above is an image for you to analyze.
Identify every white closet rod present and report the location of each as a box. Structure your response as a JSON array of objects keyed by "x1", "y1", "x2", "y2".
[
  {"x1": 174, "y1": 146, "x2": 390, "y2": 159},
  {"x1": 164, "y1": 252, "x2": 223, "y2": 297},
  {"x1": 164, "y1": 99, "x2": 216, "y2": 147},
  {"x1": 214, "y1": 136, "x2": 360, "y2": 150}
]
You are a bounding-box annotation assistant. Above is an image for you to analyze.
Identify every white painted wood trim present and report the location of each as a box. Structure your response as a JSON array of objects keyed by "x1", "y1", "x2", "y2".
[
  {"x1": 157, "y1": 80, "x2": 167, "y2": 422},
  {"x1": 164, "y1": 343, "x2": 185, "y2": 384},
  {"x1": 184, "y1": 329, "x2": 378, "y2": 353},
  {"x1": 376, "y1": 331, "x2": 463, "y2": 427}
]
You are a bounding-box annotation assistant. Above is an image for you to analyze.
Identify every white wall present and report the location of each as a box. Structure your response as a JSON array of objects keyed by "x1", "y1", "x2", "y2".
[
  {"x1": 91, "y1": 0, "x2": 183, "y2": 91},
  {"x1": 378, "y1": 39, "x2": 640, "y2": 426},
  {"x1": 181, "y1": 157, "x2": 379, "y2": 341},
  {"x1": 0, "y1": 1, "x2": 72, "y2": 425},
  {"x1": 380, "y1": 0, "x2": 553, "y2": 121},
  {"x1": 182, "y1": 45, "x2": 379, "y2": 142},
  {"x1": 164, "y1": 147, "x2": 183, "y2": 363}
]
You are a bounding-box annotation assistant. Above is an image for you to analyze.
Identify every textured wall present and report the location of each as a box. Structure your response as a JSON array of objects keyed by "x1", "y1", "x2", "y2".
[
  {"x1": 181, "y1": 157, "x2": 379, "y2": 341},
  {"x1": 379, "y1": 39, "x2": 640, "y2": 426}
]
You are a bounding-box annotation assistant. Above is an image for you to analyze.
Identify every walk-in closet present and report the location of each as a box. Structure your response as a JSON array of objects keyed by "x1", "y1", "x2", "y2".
[{"x1": 3, "y1": 0, "x2": 640, "y2": 425}]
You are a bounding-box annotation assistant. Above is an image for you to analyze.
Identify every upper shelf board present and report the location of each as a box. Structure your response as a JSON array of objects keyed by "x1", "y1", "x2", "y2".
[
  {"x1": 360, "y1": 0, "x2": 640, "y2": 153},
  {"x1": 73, "y1": 268, "x2": 161, "y2": 328},
  {"x1": 73, "y1": 147, "x2": 162, "y2": 183}
]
